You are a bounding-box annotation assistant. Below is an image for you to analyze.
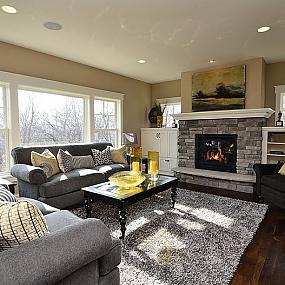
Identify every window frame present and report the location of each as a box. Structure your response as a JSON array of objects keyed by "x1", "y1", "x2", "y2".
[
  {"x1": 0, "y1": 70, "x2": 124, "y2": 175},
  {"x1": 156, "y1": 97, "x2": 181, "y2": 128},
  {"x1": 275, "y1": 85, "x2": 285, "y2": 122},
  {"x1": 93, "y1": 97, "x2": 121, "y2": 147},
  {"x1": 0, "y1": 83, "x2": 10, "y2": 173}
]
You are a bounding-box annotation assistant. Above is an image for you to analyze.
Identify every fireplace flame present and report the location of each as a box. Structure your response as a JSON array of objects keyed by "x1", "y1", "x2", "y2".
[{"x1": 206, "y1": 146, "x2": 225, "y2": 162}]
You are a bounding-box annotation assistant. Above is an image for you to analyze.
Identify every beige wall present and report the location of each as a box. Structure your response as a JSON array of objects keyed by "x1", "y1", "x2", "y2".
[
  {"x1": 0, "y1": 41, "x2": 151, "y2": 142},
  {"x1": 265, "y1": 61, "x2": 285, "y2": 126},
  {"x1": 180, "y1": 58, "x2": 266, "y2": 112},
  {"x1": 151, "y1": 79, "x2": 181, "y2": 105}
]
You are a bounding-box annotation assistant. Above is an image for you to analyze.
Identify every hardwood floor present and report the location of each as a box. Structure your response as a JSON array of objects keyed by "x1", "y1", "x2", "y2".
[{"x1": 179, "y1": 182, "x2": 285, "y2": 285}]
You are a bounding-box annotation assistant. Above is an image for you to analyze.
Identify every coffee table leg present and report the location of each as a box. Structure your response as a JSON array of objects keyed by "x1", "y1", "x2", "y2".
[
  {"x1": 119, "y1": 206, "x2": 127, "y2": 239},
  {"x1": 85, "y1": 197, "x2": 92, "y2": 218},
  {"x1": 171, "y1": 187, "x2": 177, "y2": 208}
]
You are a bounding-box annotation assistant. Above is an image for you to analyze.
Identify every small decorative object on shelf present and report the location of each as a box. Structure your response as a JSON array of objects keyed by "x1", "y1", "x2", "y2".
[
  {"x1": 276, "y1": 111, "x2": 283, "y2": 127},
  {"x1": 148, "y1": 104, "x2": 165, "y2": 128},
  {"x1": 130, "y1": 146, "x2": 142, "y2": 174},
  {"x1": 148, "y1": 151, "x2": 159, "y2": 181},
  {"x1": 172, "y1": 120, "x2": 177, "y2": 128}
]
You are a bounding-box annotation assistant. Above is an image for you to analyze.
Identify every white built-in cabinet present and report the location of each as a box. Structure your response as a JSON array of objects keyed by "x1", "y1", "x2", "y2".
[
  {"x1": 141, "y1": 128, "x2": 178, "y2": 176},
  {"x1": 262, "y1": 127, "x2": 285, "y2": 163}
]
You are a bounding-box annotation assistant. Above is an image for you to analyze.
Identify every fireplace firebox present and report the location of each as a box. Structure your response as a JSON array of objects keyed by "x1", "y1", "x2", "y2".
[{"x1": 195, "y1": 134, "x2": 237, "y2": 173}]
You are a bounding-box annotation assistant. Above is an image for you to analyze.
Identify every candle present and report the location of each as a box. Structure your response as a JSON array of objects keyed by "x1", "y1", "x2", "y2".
[
  {"x1": 149, "y1": 160, "x2": 158, "y2": 175},
  {"x1": 132, "y1": 161, "x2": 141, "y2": 174}
]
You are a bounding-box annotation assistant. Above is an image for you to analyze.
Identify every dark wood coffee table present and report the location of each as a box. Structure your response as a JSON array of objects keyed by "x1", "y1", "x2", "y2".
[{"x1": 82, "y1": 176, "x2": 178, "y2": 239}]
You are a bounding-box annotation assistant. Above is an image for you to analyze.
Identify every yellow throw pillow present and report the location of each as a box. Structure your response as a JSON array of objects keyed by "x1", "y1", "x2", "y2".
[
  {"x1": 0, "y1": 201, "x2": 48, "y2": 251},
  {"x1": 278, "y1": 164, "x2": 285, "y2": 176},
  {"x1": 31, "y1": 149, "x2": 60, "y2": 178},
  {"x1": 111, "y1": 145, "x2": 128, "y2": 164}
]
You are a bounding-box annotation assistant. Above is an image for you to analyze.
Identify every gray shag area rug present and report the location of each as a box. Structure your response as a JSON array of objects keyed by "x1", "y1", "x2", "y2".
[{"x1": 71, "y1": 189, "x2": 268, "y2": 285}]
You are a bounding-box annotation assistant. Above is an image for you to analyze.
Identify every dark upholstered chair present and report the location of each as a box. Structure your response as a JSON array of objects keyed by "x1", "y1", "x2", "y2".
[{"x1": 253, "y1": 163, "x2": 285, "y2": 209}]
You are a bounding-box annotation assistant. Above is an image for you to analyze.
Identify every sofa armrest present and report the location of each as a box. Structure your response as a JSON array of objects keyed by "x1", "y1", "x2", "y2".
[
  {"x1": 11, "y1": 164, "x2": 47, "y2": 185},
  {"x1": 253, "y1": 163, "x2": 283, "y2": 196},
  {"x1": 0, "y1": 219, "x2": 113, "y2": 285}
]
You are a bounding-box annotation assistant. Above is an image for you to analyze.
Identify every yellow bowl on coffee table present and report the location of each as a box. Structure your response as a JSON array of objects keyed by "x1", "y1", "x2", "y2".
[{"x1": 109, "y1": 171, "x2": 146, "y2": 188}]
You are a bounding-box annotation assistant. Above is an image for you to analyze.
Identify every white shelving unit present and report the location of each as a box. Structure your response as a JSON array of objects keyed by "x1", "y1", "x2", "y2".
[
  {"x1": 141, "y1": 128, "x2": 178, "y2": 176},
  {"x1": 262, "y1": 127, "x2": 285, "y2": 163}
]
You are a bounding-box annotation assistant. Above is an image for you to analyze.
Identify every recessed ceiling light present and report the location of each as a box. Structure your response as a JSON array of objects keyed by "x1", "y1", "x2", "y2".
[
  {"x1": 137, "y1": 59, "x2": 146, "y2": 64},
  {"x1": 209, "y1": 59, "x2": 216, "y2": 63},
  {"x1": 43, "y1": 21, "x2": 63, "y2": 31},
  {"x1": 257, "y1": 26, "x2": 271, "y2": 33},
  {"x1": 1, "y1": 5, "x2": 17, "y2": 14}
]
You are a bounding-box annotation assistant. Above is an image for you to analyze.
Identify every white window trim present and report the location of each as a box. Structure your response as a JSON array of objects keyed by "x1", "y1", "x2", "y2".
[
  {"x1": 0, "y1": 70, "x2": 124, "y2": 172},
  {"x1": 275, "y1": 85, "x2": 285, "y2": 122},
  {"x1": 156, "y1": 97, "x2": 181, "y2": 105}
]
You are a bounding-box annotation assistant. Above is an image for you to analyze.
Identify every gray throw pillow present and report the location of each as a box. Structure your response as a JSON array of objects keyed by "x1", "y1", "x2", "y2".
[{"x1": 72, "y1": 155, "x2": 95, "y2": 169}]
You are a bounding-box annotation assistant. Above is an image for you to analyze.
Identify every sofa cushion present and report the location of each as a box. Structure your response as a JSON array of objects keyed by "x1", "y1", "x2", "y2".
[
  {"x1": 0, "y1": 201, "x2": 48, "y2": 251},
  {"x1": 44, "y1": 210, "x2": 82, "y2": 233},
  {"x1": 31, "y1": 149, "x2": 60, "y2": 178},
  {"x1": 94, "y1": 164, "x2": 130, "y2": 179},
  {"x1": 261, "y1": 174, "x2": 285, "y2": 193},
  {"x1": 39, "y1": 169, "x2": 105, "y2": 198},
  {"x1": 18, "y1": 197, "x2": 59, "y2": 215},
  {"x1": 99, "y1": 238, "x2": 121, "y2": 276}
]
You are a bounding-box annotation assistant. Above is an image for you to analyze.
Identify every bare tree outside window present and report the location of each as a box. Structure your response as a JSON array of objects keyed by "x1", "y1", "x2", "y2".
[
  {"x1": 94, "y1": 99, "x2": 117, "y2": 146},
  {"x1": 19, "y1": 90, "x2": 84, "y2": 146}
]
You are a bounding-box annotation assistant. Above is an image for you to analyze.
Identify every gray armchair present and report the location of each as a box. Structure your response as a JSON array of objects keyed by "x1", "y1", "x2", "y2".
[{"x1": 0, "y1": 200, "x2": 121, "y2": 285}]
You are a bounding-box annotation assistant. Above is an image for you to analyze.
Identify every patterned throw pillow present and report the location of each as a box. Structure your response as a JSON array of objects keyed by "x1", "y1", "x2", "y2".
[
  {"x1": 0, "y1": 186, "x2": 17, "y2": 202},
  {"x1": 72, "y1": 155, "x2": 95, "y2": 169},
  {"x1": 110, "y1": 145, "x2": 128, "y2": 164},
  {"x1": 0, "y1": 200, "x2": 48, "y2": 252},
  {"x1": 278, "y1": 163, "x2": 285, "y2": 176},
  {"x1": 91, "y1": 147, "x2": 113, "y2": 166},
  {"x1": 57, "y1": 149, "x2": 74, "y2": 173},
  {"x1": 31, "y1": 149, "x2": 60, "y2": 178}
]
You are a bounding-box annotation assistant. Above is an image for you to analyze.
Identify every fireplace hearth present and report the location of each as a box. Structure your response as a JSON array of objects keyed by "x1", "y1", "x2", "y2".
[{"x1": 195, "y1": 134, "x2": 237, "y2": 173}]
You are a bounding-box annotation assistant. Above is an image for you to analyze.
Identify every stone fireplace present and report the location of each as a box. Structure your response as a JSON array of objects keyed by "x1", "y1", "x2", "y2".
[{"x1": 172, "y1": 108, "x2": 275, "y2": 194}]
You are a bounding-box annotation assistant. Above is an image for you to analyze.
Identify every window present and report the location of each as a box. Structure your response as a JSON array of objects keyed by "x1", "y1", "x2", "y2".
[
  {"x1": 275, "y1": 86, "x2": 285, "y2": 123},
  {"x1": 18, "y1": 90, "x2": 84, "y2": 145},
  {"x1": 280, "y1": 93, "x2": 285, "y2": 119},
  {"x1": 94, "y1": 99, "x2": 118, "y2": 146},
  {"x1": 0, "y1": 70, "x2": 124, "y2": 175},
  {"x1": 0, "y1": 85, "x2": 8, "y2": 172},
  {"x1": 157, "y1": 97, "x2": 181, "y2": 128},
  {"x1": 162, "y1": 103, "x2": 181, "y2": 127}
]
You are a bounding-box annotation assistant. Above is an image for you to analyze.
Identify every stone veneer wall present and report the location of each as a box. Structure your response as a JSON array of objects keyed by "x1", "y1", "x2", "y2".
[{"x1": 178, "y1": 117, "x2": 267, "y2": 175}]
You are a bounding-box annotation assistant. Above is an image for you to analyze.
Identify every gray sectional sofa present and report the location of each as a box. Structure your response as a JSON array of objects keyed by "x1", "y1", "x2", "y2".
[
  {"x1": 0, "y1": 198, "x2": 121, "y2": 285},
  {"x1": 11, "y1": 143, "x2": 129, "y2": 209}
]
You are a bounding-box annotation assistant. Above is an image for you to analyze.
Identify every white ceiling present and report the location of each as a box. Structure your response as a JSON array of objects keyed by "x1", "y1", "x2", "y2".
[{"x1": 0, "y1": 0, "x2": 285, "y2": 83}]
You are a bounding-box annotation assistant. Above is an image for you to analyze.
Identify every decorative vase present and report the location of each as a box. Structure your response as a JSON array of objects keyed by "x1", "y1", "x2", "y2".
[
  {"x1": 157, "y1": 115, "x2": 163, "y2": 128},
  {"x1": 148, "y1": 151, "x2": 159, "y2": 181},
  {"x1": 130, "y1": 146, "x2": 142, "y2": 174}
]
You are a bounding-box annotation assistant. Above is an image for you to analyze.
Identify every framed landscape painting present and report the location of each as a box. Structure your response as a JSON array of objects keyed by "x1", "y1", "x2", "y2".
[{"x1": 192, "y1": 65, "x2": 246, "y2": 112}]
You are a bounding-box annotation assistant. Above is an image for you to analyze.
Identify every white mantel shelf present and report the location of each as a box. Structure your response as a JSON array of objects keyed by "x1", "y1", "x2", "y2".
[{"x1": 172, "y1": 108, "x2": 275, "y2": 121}]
